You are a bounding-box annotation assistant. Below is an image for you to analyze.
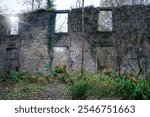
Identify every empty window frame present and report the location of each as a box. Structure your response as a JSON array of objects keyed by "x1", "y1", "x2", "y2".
[
  {"x1": 98, "y1": 11, "x2": 112, "y2": 31},
  {"x1": 55, "y1": 13, "x2": 68, "y2": 33},
  {"x1": 9, "y1": 16, "x2": 19, "y2": 35}
]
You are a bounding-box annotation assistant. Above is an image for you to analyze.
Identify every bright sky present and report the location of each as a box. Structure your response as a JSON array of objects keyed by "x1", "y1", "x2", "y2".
[
  {"x1": 55, "y1": 0, "x2": 100, "y2": 9},
  {"x1": 1, "y1": 0, "x2": 100, "y2": 14}
]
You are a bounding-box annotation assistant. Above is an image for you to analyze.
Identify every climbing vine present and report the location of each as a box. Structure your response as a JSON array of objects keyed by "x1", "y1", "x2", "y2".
[
  {"x1": 48, "y1": 12, "x2": 55, "y2": 69},
  {"x1": 47, "y1": 0, "x2": 65, "y2": 70}
]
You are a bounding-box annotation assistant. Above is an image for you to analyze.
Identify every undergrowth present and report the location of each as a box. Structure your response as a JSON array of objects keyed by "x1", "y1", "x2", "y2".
[
  {"x1": 0, "y1": 68, "x2": 150, "y2": 100},
  {"x1": 67, "y1": 69, "x2": 150, "y2": 100},
  {"x1": 0, "y1": 70, "x2": 52, "y2": 100},
  {"x1": 0, "y1": 82, "x2": 49, "y2": 100}
]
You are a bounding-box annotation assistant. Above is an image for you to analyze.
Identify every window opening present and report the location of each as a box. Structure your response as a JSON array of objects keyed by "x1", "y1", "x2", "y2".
[
  {"x1": 9, "y1": 16, "x2": 19, "y2": 35},
  {"x1": 55, "y1": 13, "x2": 68, "y2": 33},
  {"x1": 98, "y1": 11, "x2": 112, "y2": 31}
]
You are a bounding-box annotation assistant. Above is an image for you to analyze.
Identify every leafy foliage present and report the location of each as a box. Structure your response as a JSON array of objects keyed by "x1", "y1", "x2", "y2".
[
  {"x1": 53, "y1": 66, "x2": 71, "y2": 83},
  {"x1": 67, "y1": 70, "x2": 150, "y2": 100},
  {"x1": 8, "y1": 70, "x2": 26, "y2": 82},
  {"x1": 47, "y1": 0, "x2": 55, "y2": 11},
  {"x1": 0, "y1": 73, "x2": 6, "y2": 83},
  {"x1": 0, "y1": 70, "x2": 27, "y2": 83},
  {"x1": 54, "y1": 66, "x2": 65, "y2": 74},
  {"x1": 115, "y1": 77, "x2": 150, "y2": 100},
  {"x1": 68, "y1": 80, "x2": 91, "y2": 100},
  {"x1": 0, "y1": 69, "x2": 150, "y2": 100}
]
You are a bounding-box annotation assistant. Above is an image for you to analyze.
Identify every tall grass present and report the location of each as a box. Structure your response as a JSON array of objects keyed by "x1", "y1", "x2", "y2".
[{"x1": 67, "y1": 70, "x2": 150, "y2": 100}]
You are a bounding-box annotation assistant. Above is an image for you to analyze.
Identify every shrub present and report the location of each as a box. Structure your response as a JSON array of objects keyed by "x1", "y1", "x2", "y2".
[
  {"x1": 54, "y1": 66, "x2": 65, "y2": 74},
  {"x1": 67, "y1": 71, "x2": 119, "y2": 100},
  {"x1": 114, "y1": 74, "x2": 150, "y2": 100},
  {"x1": 68, "y1": 80, "x2": 91, "y2": 100},
  {"x1": 8, "y1": 70, "x2": 26, "y2": 82},
  {"x1": 87, "y1": 80, "x2": 116, "y2": 99},
  {"x1": 115, "y1": 77, "x2": 134, "y2": 99},
  {"x1": 0, "y1": 73, "x2": 6, "y2": 83},
  {"x1": 67, "y1": 70, "x2": 150, "y2": 100},
  {"x1": 53, "y1": 65, "x2": 72, "y2": 83},
  {"x1": 129, "y1": 80, "x2": 150, "y2": 100}
]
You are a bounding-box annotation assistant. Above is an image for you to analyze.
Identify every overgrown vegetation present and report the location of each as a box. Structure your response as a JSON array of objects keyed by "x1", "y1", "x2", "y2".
[
  {"x1": 53, "y1": 65, "x2": 70, "y2": 83},
  {"x1": 68, "y1": 80, "x2": 91, "y2": 100},
  {"x1": 0, "y1": 70, "x2": 51, "y2": 100},
  {"x1": 0, "y1": 83, "x2": 49, "y2": 100},
  {"x1": 0, "y1": 68, "x2": 150, "y2": 100},
  {"x1": 115, "y1": 75, "x2": 150, "y2": 99},
  {"x1": 0, "y1": 71, "x2": 25, "y2": 83},
  {"x1": 67, "y1": 69, "x2": 150, "y2": 100}
]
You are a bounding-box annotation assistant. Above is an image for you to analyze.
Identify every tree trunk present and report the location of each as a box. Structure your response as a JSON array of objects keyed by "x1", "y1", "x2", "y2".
[
  {"x1": 81, "y1": 0, "x2": 84, "y2": 75},
  {"x1": 32, "y1": 0, "x2": 34, "y2": 11},
  {"x1": 136, "y1": 46, "x2": 143, "y2": 78}
]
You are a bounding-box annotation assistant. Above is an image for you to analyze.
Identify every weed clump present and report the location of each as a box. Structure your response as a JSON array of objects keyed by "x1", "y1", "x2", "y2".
[{"x1": 68, "y1": 80, "x2": 91, "y2": 100}]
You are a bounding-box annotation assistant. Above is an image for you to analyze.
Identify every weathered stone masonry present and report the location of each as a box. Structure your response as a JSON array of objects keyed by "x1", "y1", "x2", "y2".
[{"x1": 0, "y1": 5, "x2": 150, "y2": 74}]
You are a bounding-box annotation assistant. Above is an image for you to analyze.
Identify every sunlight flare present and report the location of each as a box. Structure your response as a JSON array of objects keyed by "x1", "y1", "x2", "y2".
[{"x1": 9, "y1": 16, "x2": 19, "y2": 24}]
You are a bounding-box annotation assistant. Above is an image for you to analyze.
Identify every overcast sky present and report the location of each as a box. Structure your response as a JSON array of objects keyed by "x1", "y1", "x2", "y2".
[{"x1": 1, "y1": 0, "x2": 100, "y2": 14}]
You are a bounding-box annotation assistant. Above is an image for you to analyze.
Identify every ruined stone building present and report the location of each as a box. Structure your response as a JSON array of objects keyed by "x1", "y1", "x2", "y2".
[{"x1": 0, "y1": 5, "x2": 150, "y2": 74}]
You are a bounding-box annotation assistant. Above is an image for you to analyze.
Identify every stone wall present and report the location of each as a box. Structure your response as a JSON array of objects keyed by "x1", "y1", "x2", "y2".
[
  {"x1": 113, "y1": 5, "x2": 150, "y2": 74},
  {"x1": 0, "y1": 5, "x2": 150, "y2": 74},
  {"x1": 0, "y1": 10, "x2": 50, "y2": 73}
]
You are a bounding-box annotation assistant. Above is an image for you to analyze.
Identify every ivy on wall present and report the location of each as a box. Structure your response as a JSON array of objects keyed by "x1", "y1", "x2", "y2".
[
  {"x1": 48, "y1": 12, "x2": 55, "y2": 69},
  {"x1": 47, "y1": 12, "x2": 64, "y2": 70}
]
